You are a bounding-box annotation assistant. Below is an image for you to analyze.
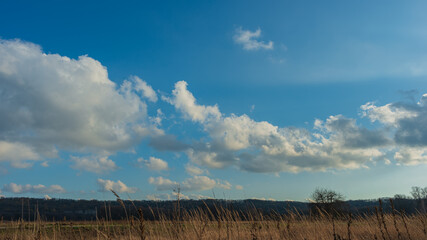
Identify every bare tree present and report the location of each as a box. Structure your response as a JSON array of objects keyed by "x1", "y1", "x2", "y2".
[
  {"x1": 311, "y1": 188, "x2": 345, "y2": 204},
  {"x1": 411, "y1": 186, "x2": 427, "y2": 213},
  {"x1": 309, "y1": 188, "x2": 346, "y2": 216}
]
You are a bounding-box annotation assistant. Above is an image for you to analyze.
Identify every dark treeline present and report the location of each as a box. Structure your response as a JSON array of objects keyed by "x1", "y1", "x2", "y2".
[{"x1": 0, "y1": 196, "x2": 423, "y2": 221}]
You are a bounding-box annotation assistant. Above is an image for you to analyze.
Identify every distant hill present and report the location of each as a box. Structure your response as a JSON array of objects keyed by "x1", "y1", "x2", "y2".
[{"x1": 0, "y1": 197, "x2": 419, "y2": 221}]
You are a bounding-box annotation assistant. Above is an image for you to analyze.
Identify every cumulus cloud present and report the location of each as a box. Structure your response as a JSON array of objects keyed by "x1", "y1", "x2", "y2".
[
  {"x1": 0, "y1": 39, "x2": 161, "y2": 167},
  {"x1": 148, "y1": 177, "x2": 178, "y2": 191},
  {"x1": 181, "y1": 176, "x2": 218, "y2": 191},
  {"x1": 138, "y1": 157, "x2": 169, "y2": 171},
  {"x1": 71, "y1": 156, "x2": 118, "y2": 174},
  {"x1": 166, "y1": 81, "x2": 221, "y2": 123},
  {"x1": 167, "y1": 81, "x2": 390, "y2": 173},
  {"x1": 360, "y1": 102, "x2": 417, "y2": 127},
  {"x1": 97, "y1": 179, "x2": 136, "y2": 193},
  {"x1": 2, "y1": 183, "x2": 65, "y2": 194},
  {"x1": 148, "y1": 175, "x2": 231, "y2": 192},
  {"x1": 394, "y1": 147, "x2": 427, "y2": 165},
  {"x1": 233, "y1": 27, "x2": 274, "y2": 51},
  {"x1": 0, "y1": 141, "x2": 40, "y2": 168},
  {"x1": 315, "y1": 115, "x2": 390, "y2": 149},
  {"x1": 132, "y1": 76, "x2": 158, "y2": 102},
  {"x1": 361, "y1": 96, "x2": 427, "y2": 147}
]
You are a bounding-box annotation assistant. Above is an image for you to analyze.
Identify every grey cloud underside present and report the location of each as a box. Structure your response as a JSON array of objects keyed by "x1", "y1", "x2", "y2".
[
  {"x1": 364, "y1": 98, "x2": 427, "y2": 147},
  {"x1": 149, "y1": 135, "x2": 190, "y2": 152},
  {"x1": 321, "y1": 116, "x2": 390, "y2": 149},
  {"x1": 395, "y1": 113, "x2": 427, "y2": 146}
]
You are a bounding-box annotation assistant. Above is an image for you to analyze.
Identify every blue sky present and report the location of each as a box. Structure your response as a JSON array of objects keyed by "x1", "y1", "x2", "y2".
[{"x1": 1, "y1": 0, "x2": 427, "y2": 201}]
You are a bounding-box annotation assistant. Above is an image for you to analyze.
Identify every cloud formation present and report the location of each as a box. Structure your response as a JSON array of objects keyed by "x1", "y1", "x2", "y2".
[
  {"x1": 71, "y1": 156, "x2": 118, "y2": 174},
  {"x1": 138, "y1": 157, "x2": 169, "y2": 171},
  {"x1": 167, "y1": 81, "x2": 390, "y2": 173},
  {"x1": 2, "y1": 183, "x2": 65, "y2": 194},
  {"x1": 233, "y1": 27, "x2": 274, "y2": 51},
  {"x1": 164, "y1": 81, "x2": 427, "y2": 171},
  {"x1": 0, "y1": 141, "x2": 40, "y2": 168},
  {"x1": 360, "y1": 96, "x2": 427, "y2": 165},
  {"x1": 97, "y1": 179, "x2": 136, "y2": 193},
  {"x1": 146, "y1": 192, "x2": 212, "y2": 201},
  {"x1": 185, "y1": 164, "x2": 208, "y2": 176},
  {"x1": 0, "y1": 39, "x2": 161, "y2": 168},
  {"x1": 132, "y1": 76, "x2": 158, "y2": 102},
  {"x1": 148, "y1": 176, "x2": 231, "y2": 192},
  {"x1": 3, "y1": 38, "x2": 427, "y2": 184}
]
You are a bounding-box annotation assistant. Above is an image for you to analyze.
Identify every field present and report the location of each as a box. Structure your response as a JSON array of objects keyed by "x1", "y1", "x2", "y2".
[{"x1": 1, "y1": 203, "x2": 426, "y2": 240}]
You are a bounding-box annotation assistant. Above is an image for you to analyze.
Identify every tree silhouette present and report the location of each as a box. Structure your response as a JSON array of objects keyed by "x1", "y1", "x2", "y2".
[{"x1": 309, "y1": 188, "x2": 346, "y2": 216}]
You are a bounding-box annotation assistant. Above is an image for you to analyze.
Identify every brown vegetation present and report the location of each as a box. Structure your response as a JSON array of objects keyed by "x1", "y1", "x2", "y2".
[{"x1": 0, "y1": 197, "x2": 426, "y2": 240}]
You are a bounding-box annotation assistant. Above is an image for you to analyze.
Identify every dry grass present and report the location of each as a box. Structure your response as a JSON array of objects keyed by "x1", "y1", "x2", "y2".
[
  {"x1": 0, "y1": 206, "x2": 426, "y2": 239},
  {"x1": 1, "y1": 193, "x2": 426, "y2": 239}
]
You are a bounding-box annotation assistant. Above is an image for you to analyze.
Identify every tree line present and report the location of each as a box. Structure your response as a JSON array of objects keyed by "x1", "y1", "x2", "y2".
[{"x1": 0, "y1": 186, "x2": 426, "y2": 221}]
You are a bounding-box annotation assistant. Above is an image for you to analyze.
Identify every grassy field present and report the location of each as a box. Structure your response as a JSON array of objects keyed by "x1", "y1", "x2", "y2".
[{"x1": 1, "y1": 203, "x2": 426, "y2": 240}]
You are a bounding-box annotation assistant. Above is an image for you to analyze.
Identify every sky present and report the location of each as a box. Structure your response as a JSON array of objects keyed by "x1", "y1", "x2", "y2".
[{"x1": 1, "y1": 0, "x2": 427, "y2": 201}]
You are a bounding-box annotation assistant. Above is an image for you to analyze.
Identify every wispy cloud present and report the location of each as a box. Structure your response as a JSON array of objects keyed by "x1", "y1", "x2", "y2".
[
  {"x1": 233, "y1": 27, "x2": 273, "y2": 51},
  {"x1": 148, "y1": 175, "x2": 232, "y2": 192},
  {"x1": 2, "y1": 183, "x2": 65, "y2": 194},
  {"x1": 185, "y1": 164, "x2": 209, "y2": 176}
]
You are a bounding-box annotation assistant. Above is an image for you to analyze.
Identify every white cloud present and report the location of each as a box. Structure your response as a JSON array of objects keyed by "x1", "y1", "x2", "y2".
[
  {"x1": 233, "y1": 27, "x2": 274, "y2": 51},
  {"x1": 394, "y1": 147, "x2": 427, "y2": 165},
  {"x1": 167, "y1": 81, "x2": 221, "y2": 123},
  {"x1": 2, "y1": 183, "x2": 65, "y2": 194},
  {"x1": 150, "y1": 109, "x2": 164, "y2": 126},
  {"x1": 132, "y1": 76, "x2": 158, "y2": 102},
  {"x1": 187, "y1": 148, "x2": 230, "y2": 169},
  {"x1": 181, "y1": 176, "x2": 217, "y2": 191},
  {"x1": 148, "y1": 175, "x2": 231, "y2": 192},
  {"x1": 44, "y1": 195, "x2": 52, "y2": 200},
  {"x1": 235, "y1": 185, "x2": 244, "y2": 190},
  {"x1": 185, "y1": 164, "x2": 208, "y2": 176},
  {"x1": 168, "y1": 81, "x2": 389, "y2": 173},
  {"x1": 0, "y1": 141, "x2": 40, "y2": 168},
  {"x1": 138, "y1": 157, "x2": 169, "y2": 171},
  {"x1": 188, "y1": 194, "x2": 213, "y2": 200},
  {"x1": 0, "y1": 39, "x2": 161, "y2": 167},
  {"x1": 148, "y1": 177, "x2": 178, "y2": 191},
  {"x1": 146, "y1": 193, "x2": 171, "y2": 201},
  {"x1": 71, "y1": 156, "x2": 118, "y2": 174},
  {"x1": 97, "y1": 179, "x2": 136, "y2": 193},
  {"x1": 216, "y1": 180, "x2": 232, "y2": 190},
  {"x1": 360, "y1": 102, "x2": 417, "y2": 126},
  {"x1": 361, "y1": 95, "x2": 427, "y2": 148},
  {"x1": 147, "y1": 192, "x2": 191, "y2": 201}
]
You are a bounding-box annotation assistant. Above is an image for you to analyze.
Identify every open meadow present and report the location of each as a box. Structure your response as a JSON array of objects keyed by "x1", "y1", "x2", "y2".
[{"x1": 1, "y1": 199, "x2": 426, "y2": 240}]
